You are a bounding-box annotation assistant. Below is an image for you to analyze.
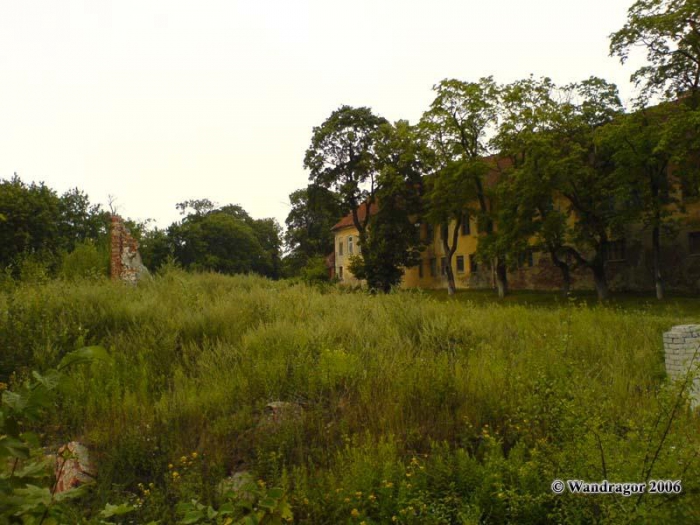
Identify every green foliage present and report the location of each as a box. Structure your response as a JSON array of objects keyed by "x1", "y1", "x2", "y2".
[
  {"x1": 483, "y1": 76, "x2": 557, "y2": 272},
  {"x1": 59, "y1": 241, "x2": 109, "y2": 280},
  {"x1": 57, "y1": 188, "x2": 109, "y2": 252},
  {"x1": 304, "y1": 105, "x2": 388, "y2": 237},
  {"x1": 0, "y1": 176, "x2": 108, "y2": 277},
  {"x1": 139, "y1": 227, "x2": 172, "y2": 272},
  {"x1": 298, "y1": 256, "x2": 331, "y2": 284},
  {"x1": 349, "y1": 121, "x2": 425, "y2": 292},
  {"x1": 420, "y1": 77, "x2": 501, "y2": 295},
  {"x1": 0, "y1": 346, "x2": 108, "y2": 524},
  {"x1": 0, "y1": 175, "x2": 62, "y2": 271},
  {"x1": 283, "y1": 185, "x2": 343, "y2": 276},
  {"x1": 610, "y1": 0, "x2": 700, "y2": 103},
  {"x1": 175, "y1": 481, "x2": 293, "y2": 524},
  {"x1": 166, "y1": 205, "x2": 282, "y2": 279}
]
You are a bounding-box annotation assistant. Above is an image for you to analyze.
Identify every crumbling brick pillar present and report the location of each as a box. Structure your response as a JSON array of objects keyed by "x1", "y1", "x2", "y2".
[
  {"x1": 663, "y1": 324, "x2": 700, "y2": 408},
  {"x1": 110, "y1": 215, "x2": 148, "y2": 284}
]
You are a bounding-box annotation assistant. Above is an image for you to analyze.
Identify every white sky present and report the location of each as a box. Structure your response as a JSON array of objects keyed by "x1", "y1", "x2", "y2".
[{"x1": 0, "y1": 0, "x2": 643, "y2": 230}]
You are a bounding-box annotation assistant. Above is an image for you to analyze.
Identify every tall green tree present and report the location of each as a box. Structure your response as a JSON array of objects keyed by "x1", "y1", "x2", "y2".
[
  {"x1": 139, "y1": 226, "x2": 172, "y2": 271},
  {"x1": 58, "y1": 188, "x2": 109, "y2": 251},
  {"x1": 596, "y1": 104, "x2": 681, "y2": 299},
  {"x1": 167, "y1": 202, "x2": 282, "y2": 278},
  {"x1": 283, "y1": 184, "x2": 343, "y2": 275},
  {"x1": 544, "y1": 78, "x2": 627, "y2": 301},
  {"x1": 420, "y1": 77, "x2": 501, "y2": 296},
  {"x1": 485, "y1": 77, "x2": 576, "y2": 292},
  {"x1": 304, "y1": 106, "x2": 389, "y2": 249},
  {"x1": 171, "y1": 213, "x2": 267, "y2": 274},
  {"x1": 0, "y1": 175, "x2": 62, "y2": 269},
  {"x1": 348, "y1": 121, "x2": 425, "y2": 292},
  {"x1": 610, "y1": 0, "x2": 700, "y2": 104}
]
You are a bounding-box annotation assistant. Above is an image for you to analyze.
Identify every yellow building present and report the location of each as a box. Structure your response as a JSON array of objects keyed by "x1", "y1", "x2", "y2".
[
  {"x1": 331, "y1": 171, "x2": 700, "y2": 293},
  {"x1": 332, "y1": 209, "x2": 491, "y2": 289},
  {"x1": 331, "y1": 203, "x2": 373, "y2": 286}
]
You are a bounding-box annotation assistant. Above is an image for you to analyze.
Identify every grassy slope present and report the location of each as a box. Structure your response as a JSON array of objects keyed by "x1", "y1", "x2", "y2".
[{"x1": 1, "y1": 272, "x2": 699, "y2": 523}]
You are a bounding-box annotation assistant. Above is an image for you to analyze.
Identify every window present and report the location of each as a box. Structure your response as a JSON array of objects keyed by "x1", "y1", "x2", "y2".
[
  {"x1": 604, "y1": 239, "x2": 626, "y2": 262},
  {"x1": 461, "y1": 213, "x2": 471, "y2": 235},
  {"x1": 440, "y1": 257, "x2": 447, "y2": 275},
  {"x1": 456, "y1": 255, "x2": 465, "y2": 273},
  {"x1": 518, "y1": 250, "x2": 534, "y2": 268},
  {"x1": 469, "y1": 255, "x2": 478, "y2": 273},
  {"x1": 338, "y1": 266, "x2": 343, "y2": 280},
  {"x1": 418, "y1": 260, "x2": 424, "y2": 278},
  {"x1": 682, "y1": 176, "x2": 700, "y2": 200},
  {"x1": 626, "y1": 189, "x2": 642, "y2": 210},
  {"x1": 338, "y1": 238, "x2": 343, "y2": 256},
  {"x1": 426, "y1": 224, "x2": 434, "y2": 242},
  {"x1": 689, "y1": 232, "x2": 700, "y2": 255},
  {"x1": 430, "y1": 258, "x2": 437, "y2": 277},
  {"x1": 348, "y1": 236, "x2": 353, "y2": 254}
]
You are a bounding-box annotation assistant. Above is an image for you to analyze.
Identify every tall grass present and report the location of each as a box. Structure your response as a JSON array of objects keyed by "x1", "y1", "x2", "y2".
[{"x1": 1, "y1": 270, "x2": 698, "y2": 523}]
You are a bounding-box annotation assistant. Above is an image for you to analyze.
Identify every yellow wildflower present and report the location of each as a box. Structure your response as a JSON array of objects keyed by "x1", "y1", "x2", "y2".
[
  {"x1": 350, "y1": 508, "x2": 360, "y2": 518},
  {"x1": 191, "y1": 451, "x2": 198, "y2": 459}
]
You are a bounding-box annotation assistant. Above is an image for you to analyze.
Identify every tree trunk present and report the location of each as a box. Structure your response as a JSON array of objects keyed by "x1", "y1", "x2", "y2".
[
  {"x1": 445, "y1": 261, "x2": 457, "y2": 296},
  {"x1": 550, "y1": 251, "x2": 571, "y2": 295},
  {"x1": 652, "y1": 224, "x2": 664, "y2": 300},
  {"x1": 495, "y1": 257, "x2": 508, "y2": 299},
  {"x1": 441, "y1": 221, "x2": 460, "y2": 296},
  {"x1": 592, "y1": 263, "x2": 609, "y2": 301}
]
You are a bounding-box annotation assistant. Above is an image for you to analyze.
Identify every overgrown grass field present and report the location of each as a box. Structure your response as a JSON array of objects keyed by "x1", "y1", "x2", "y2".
[{"x1": 2, "y1": 271, "x2": 699, "y2": 523}]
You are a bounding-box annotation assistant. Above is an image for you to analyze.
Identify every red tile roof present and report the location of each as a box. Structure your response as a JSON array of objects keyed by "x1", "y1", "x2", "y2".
[{"x1": 332, "y1": 201, "x2": 379, "y2": 231}]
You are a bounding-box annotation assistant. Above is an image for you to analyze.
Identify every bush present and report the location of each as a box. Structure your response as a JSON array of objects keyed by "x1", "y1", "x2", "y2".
[
  {"x1": 299, "y1": 255, "x2": 331, "y2": 284},
  {"x1": 59, "y1": 240, "x2": 109, "y2": 280}
]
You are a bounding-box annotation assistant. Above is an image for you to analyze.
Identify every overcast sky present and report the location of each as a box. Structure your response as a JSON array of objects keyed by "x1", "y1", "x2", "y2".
[{"x1": 0, "y1": 0, "x2": 643, "y2": 230}]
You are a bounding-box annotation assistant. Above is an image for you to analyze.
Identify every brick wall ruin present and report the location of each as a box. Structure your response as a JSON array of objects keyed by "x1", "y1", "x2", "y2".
[
  {"x1": 110, "y1": 215, "x2": 149, "y2": 284},
  {"x1": 664, "y1": 324, "x2": 700, "y2": 408}
]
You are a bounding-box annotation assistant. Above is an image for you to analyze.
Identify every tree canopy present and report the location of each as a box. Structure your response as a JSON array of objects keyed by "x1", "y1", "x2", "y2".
[{"x1": 610, "y1": 0, "x2": 700, "y2": 103}]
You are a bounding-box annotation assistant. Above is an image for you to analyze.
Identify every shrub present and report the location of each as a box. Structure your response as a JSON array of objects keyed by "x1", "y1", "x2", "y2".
[{"x1": 59, "y1": 240, "x2": 109, "y2": 280}]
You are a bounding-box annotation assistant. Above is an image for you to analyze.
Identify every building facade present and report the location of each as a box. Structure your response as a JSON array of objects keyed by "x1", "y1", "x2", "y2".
[{"x1": 331, "y1": 186, "x2": 700, "y2": 293}]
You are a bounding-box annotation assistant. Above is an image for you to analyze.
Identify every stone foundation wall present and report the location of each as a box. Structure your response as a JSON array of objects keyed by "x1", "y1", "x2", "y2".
[
  {"x1": 110, "y1": 215, "x2": 148, "y2": 284},
  {"x1": 663, "y1": 324, "x2": 700, "y2": 408}
]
